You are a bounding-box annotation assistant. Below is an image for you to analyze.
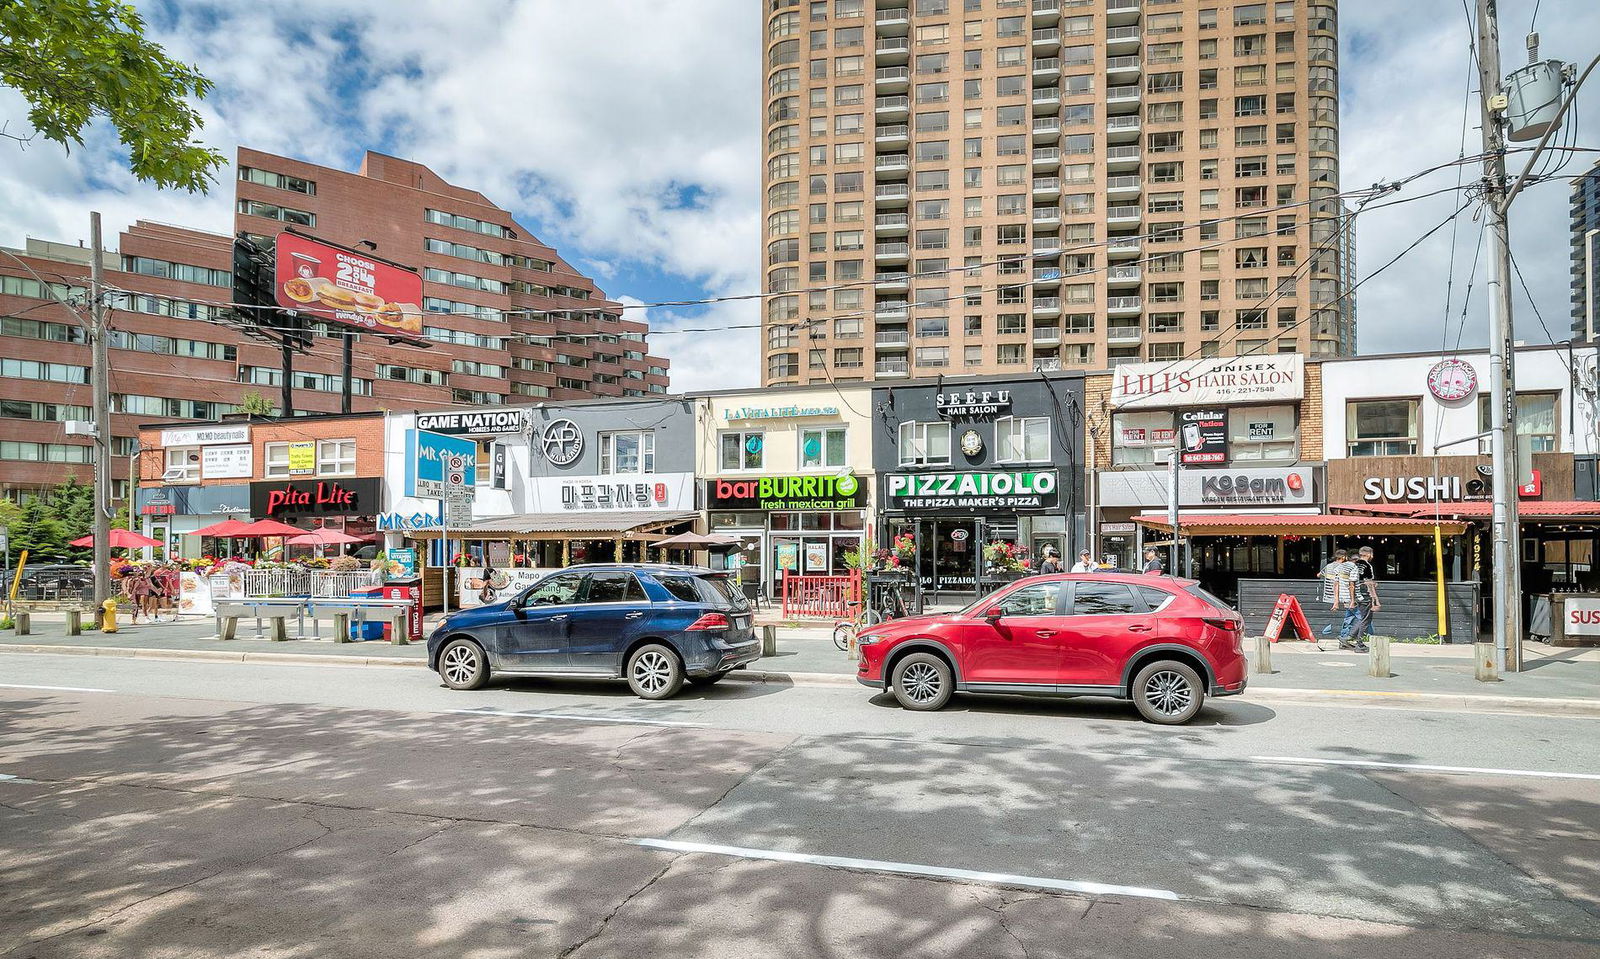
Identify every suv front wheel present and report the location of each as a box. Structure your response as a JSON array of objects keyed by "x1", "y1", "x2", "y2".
[
  {"x1": 891, "y1": 652, "x2": 954, "y2": 711},
  {"x1": 1131, "y1": 660, "x2": 1204, "y2": 725}
]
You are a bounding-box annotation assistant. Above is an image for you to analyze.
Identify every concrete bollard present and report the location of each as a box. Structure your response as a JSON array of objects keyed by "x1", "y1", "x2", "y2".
[
  {"x1": 1254, "y1": 635, "x2": 1274, "y2": 674},
  {"x1": 762, "y1": 624, "x2": 777, "y2": 657},
  {"x1": 1474, "y1": 641, "x2": 1500, "y2": 682},
  {"x1": 65, "y1": 609, "x2": 82, "y2": 636},
  {"x1": 332, "y1": 613, "x2": 350, "y2": 644},
  {"x1": 14, "y1": 611, "x2": 30, "y2": 635},
  {"x1": 269, "y1": 616, "x2": 289, "y2": 642},
  {"x1": 389, "y1": 610, "x2": 409, "y2": 646},
  {"x1": 1367, "y1": 635, "x2": 1391, "y2": 678},
  {"x1": 217, "y1": 616, "x2": 238, "y2": 641}
]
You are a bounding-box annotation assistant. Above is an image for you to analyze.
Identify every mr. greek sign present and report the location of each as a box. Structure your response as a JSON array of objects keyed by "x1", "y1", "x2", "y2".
[
  {"x1": 885, "y1": 470, "x2": 1058, "y2": 510},
  {"x1": 935, "y1": 389, "x2": 1013, "y2": 418},
  {"x1": 707, "y1": 474, "x2": 866, "y2": 511}
]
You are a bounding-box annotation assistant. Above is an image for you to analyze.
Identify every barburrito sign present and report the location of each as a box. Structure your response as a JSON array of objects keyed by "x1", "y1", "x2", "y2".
[{"x1": 1110, "y1": 354, "x2": 1304, "y2": 410}]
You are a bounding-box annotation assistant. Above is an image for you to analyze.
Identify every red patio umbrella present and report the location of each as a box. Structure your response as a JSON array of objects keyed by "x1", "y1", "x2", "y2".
[
  {"x1": 188, "y1": 518, "x2": 255, "y2": 537},
  {"x1": 285, "y1": 528, "x2": 365, "y2": 546},
  {"x1": 233, "y1": 519, "x2": 302, "y2": 537},
  {"x1": 70, "y1": 528, "x2": 162, "y2": 549}
]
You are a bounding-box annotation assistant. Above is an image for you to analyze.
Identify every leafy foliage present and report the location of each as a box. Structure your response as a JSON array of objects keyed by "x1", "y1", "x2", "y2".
[
  {"x1": 3, "y1": 479, "x2": 96, "y2": 562},
  {"x1": 238, "y1": 391, "x2": 279, "y2": 416},
  {"x1": 0, "y1": 0, "x2": 225, "y2": 192}
]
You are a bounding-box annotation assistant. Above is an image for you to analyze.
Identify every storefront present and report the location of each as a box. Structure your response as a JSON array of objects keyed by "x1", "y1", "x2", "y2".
[
  {"x1": 871, "y1": 375, "x2": 1085, "y2": 601},
  {"x1": 134, "y1": 483, "x2": 253, "y2": 559},
  {"x1": 1090, "y1": 354, "x2": 1315, "y2": 569},
  {"x1": 248, "y1": 476, "x2": 384, "y2": 544},
  {"x1": 696, "y1": 386, "x2": 876, "y2": 597}
]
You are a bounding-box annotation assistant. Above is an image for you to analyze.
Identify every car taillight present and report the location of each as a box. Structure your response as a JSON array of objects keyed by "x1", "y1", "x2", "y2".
[
  {"x1": 686, "y1": 612, "x2": 730, "y2": 631},
  {"x1": 1203, "y1": 617, "x2": 1241, "y2": 631}
]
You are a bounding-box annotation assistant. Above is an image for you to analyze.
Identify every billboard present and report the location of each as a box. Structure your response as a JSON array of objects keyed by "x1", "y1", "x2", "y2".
[
  {"x1": 273, "y1": 231, "x2": 424, "y2": 340},
  {"x1": 406, "y1": 430, "x2": 478, "y2": 499}
]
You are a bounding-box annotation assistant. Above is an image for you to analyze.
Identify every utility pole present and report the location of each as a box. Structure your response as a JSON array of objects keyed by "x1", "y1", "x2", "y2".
[
  {"x1": 1474, "y1": 0, "x2": 1523, "y2": 672},
  {"x1": 1167, "y1": 444, "x2": 1180, "y2": 574},
  {"x1": 89, "y1": 212, "x2": 113, "y2": 609}
]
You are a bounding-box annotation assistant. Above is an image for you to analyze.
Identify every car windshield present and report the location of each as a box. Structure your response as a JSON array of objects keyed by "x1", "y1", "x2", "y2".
[{"x1": 1184, "y1": 583, "x2": 1235, "y2": 613}]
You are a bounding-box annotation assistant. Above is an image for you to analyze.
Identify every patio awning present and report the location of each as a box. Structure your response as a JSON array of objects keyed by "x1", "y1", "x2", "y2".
[
  {"x1": 1132, "y1": 512, "x2": 1469, "y2": 536},
  {"x1": 1333, "y1": 501, "x2": 1600, "y2": 522},
  {"x1": 409, "y1": 510, "x2": 698, "y2": 540}
]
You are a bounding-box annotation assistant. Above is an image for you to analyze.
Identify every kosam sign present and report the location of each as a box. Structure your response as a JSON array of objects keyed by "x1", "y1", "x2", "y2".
[
  {"x1": 886, "y1": 471, "x2": 1058, "y2": 510},
  {"x1": 707, "y1": 474, "x2": 866, "y2": 511},
  {"x1": 1111, "y1": 354, "x2": 1303, "y2": 409}
]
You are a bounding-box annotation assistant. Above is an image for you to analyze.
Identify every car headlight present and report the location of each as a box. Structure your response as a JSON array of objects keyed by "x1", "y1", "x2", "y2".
[{"x1": 856, "y1": 632, "x2": 887, "y2": 646}]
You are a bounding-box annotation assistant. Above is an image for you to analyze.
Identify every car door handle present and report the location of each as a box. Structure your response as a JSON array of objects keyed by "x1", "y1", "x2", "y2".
[
  {"x1": 1035, "y1": 629, "x2": 1058, "y2": 638},
  {"x1": 1129, "y1": 624, "x2": 1152, "y2": 632},
  {"x1": 549, "y1": 614, "x2": 569, "y2": 621},
  {"x1": 624, "y1": 612, "x2": 644, "y2": 620}
]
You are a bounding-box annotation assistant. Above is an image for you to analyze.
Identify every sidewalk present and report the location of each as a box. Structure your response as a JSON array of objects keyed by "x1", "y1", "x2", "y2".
[{"x1": 2, "y1": 612, "x2": 1596, "y2": 712}]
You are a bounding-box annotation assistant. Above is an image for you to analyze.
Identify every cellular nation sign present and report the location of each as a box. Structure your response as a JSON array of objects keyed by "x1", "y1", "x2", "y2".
[
  {"x1": 707, "y1": 474, "x2": 866, "y2": 511},
  {"x1": 886, "y1": 470, "x2": 1059, "y2": 511}
]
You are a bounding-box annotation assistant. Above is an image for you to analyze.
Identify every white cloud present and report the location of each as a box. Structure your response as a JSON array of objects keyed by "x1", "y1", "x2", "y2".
[{"x1": 0, "y1": 0, "x2": 1592, "y2": 390}]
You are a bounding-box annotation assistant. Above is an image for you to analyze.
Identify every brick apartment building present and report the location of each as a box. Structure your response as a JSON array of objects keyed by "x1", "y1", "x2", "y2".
[{"x1": 0, "y1": 147, "x2": 671, "y2": 502}]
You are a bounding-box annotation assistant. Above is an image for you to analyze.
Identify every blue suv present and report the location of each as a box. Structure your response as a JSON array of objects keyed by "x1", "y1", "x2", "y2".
[{"x1": 426, "y1": 564, "x2": 759, "y2": 699}]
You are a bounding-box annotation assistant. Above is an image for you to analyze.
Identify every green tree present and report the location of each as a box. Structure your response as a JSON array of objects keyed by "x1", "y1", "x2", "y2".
[
  {"x1": 0, "y1": 0, "x2": 224, "y2": 192},
  {"x1": 238, "y1": 390, "x2": 278, "y2": 416}
]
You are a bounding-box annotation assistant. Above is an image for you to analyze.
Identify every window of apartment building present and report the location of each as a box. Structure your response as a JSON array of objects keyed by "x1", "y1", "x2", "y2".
[
  {"x1": 964, "y1": 345, "x2": 983, "y2": 367},
  {"x1": 1235, "y1": 34, "x2": 1266, "y2": 56},
  {"x1": 1275, "y1": 0, "x2": 1295, "y2": 21},
  {"x1": 798, "y1": 426, "x2": 849, "y2": 470},
  {"x1": 916, "y1": 52, "x2": 949, "y2": 74},
  {"x1": 995, "y1": 416, "x2": 1050, "y2": 463},
  {"x1": 1277, "y1": 61, "x2": 1297, "y2": 83},
  {"x1": 1112, "y1": 411, "x2": 1175, "y2": 465},
  {"x1": 121, "y1": 256, "x2": 230, "y2": 287},
  {"x1": 1147, "y1": 192, "x2": 1183, "y2": 213},
  {"x1": 916, "y1": 315, "x2": 950, "y2": 337},
  {"x1": 997, "y1": 343, "x2": 1026, "y2": 365},
  {"x1": 916, "y1": 81, "x2": 950, "y2": 103},
  {"x1": 899, "y1": 421, "x2": 951, "y2": 466},
  {"x1": 236, "y1": 199, "x2": 314, "y2": 226},
  {"x1": 997, "y1": 224, "x2": 1027, "y2": 244},
  {"x1": 317, "y1": 439, "x2": 356, "y2": 476},
  {"x1": 1276, "y1": 30, "x2": 1295, "y2": 53},
  {"x1": 1347, "y1": 400, "x2": 1420, "y2": 456},
  {"x1": 1147, "y1": 101, "x2": 1183, "y2": 124},
  {"x1": 239, "y1": 167, "x2": 315, "y2": 195},
  {"x1": 916, "y1": 23, "x2": 949, "y2": 44},
  {"x1": 1147, "y1": 41, "x2": 1182, "y2": 64},
  {"x1": 916, "y1": 110, "x2": 950, "y2": 132},
  {"x1": 1478, "y1": 393, "x2": 1559, "y2": 452},
  {"x1": 1237, "y1": 64, "x2": 1268, "y2": 87},
  {"x1": 1147, "y1": 71, "x2": 1182, "y2": 94},
  {"x1": 915, "y1": 346, "x2": 950, "y2": 368},
  {"x1": 996, "y1": 75, "x2": 1027, "y2": 98},
  {"x1": 1148, "y1": 312, "x2": 1183, "y2": 334},
  {"x1": 1236, "y1": 95, "x2": 1267, "y2": 118},
  {"x1": 1062, "y1": 103, "x2": 1094, "y2": 126},
  {"x1": 834, "y1": 317, "x2": 863, "y2": 338},
  {"x1": 599, "y1": 431, "x2": 655, "y2": 474},
  {"x1": 1062, "y1": 44, "x2": 1093, "y2": 67},
  {"x1": 996, "y1": 104, "x2": 1027, "y2": 126},
  {"x1": 835, "y1": 25, "x2": 863, "y2": 46},
  {"x1": 164, "y1": 446, "x2": 201, "y2": 483},
  {"x1": 1063, "y1": 73, "x2": 1092, "y2": 95},
  {"x1": 1147, "y1": 131, "x2": 1181, "y2": 154}
]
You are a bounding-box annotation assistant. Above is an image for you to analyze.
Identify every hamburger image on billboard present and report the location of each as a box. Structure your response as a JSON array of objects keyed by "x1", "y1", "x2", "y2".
[{"x1": 274, "y1": 232, "x2": 425, "y2": 339}]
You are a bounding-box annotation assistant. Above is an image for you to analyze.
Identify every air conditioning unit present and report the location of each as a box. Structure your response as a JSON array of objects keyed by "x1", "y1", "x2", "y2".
[
  {"x1": 63, "y1": 420, "x2": 97, "y2": 437},
  {"x1": 162, "y1": 467, "x2": 191, "y2": 483}
]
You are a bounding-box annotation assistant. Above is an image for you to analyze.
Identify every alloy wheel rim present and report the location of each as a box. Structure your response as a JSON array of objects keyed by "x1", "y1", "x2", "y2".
[
  {"x1": 900, "y1": 662, "x2": 942, "y2": 703},
  {"x1": 443, "y1": 645, "x2": 477, "y2": 685},
  {"x1": 1144, "y1": 670, "x2": 1193, "y2": 715},
  {"x1": 633, "y1": 651, "x2": 672, "y2": 693}
]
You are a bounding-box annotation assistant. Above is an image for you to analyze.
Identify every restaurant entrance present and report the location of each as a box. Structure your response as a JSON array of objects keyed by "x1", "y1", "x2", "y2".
[{"x1": 914, "y1": 518, "x2": 979, "y2": 596}]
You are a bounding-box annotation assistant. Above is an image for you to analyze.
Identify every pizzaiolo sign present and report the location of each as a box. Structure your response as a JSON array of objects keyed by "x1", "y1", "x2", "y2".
[
  {"x1": 887, "y1": 470, "x2": 1058, "y2": 510},
  {"x1": 936, "y1": 389, "x2": 1012, "y2": 418}
]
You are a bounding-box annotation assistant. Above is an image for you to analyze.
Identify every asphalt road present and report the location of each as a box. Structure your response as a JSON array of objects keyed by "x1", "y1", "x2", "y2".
[{"x1": 1, "y1": 653, "x2": 1597, "y2": 958}]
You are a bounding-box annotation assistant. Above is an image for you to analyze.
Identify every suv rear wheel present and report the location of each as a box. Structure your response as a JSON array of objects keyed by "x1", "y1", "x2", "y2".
[
  {"x1": 891, "y1": 652, "x2": 954, "y2": 711},
  {"x1": 627, "y1": 643, "x2": 685, "y2": 700},
  {"x1": 1131, "y1": 660, "x2": 1204, "y2": 725}
]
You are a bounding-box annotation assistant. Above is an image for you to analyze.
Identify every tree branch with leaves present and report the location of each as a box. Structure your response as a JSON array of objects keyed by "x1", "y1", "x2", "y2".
[{"x1": 0, "y1": 0, "x2": 225, "y2": 192}]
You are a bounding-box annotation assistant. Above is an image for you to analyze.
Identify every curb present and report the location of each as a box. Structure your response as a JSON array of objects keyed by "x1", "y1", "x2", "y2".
[{"x1": 0, "y1": 643, "x2": 1594, "y2": 714}]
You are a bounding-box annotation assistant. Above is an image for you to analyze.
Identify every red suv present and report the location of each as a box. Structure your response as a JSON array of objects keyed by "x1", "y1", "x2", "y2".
[{"x1": 855, "y1": 573, "x2": 1246, "y2": 724}]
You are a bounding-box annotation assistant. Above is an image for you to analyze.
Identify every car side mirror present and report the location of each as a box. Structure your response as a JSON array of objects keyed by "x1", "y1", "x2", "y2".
[{"x1": 985, "y1": 606, "x2": 1005, "y2": 623}]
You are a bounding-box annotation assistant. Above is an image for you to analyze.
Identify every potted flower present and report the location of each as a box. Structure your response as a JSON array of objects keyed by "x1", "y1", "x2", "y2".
[{"x1": 983, "y1": 541, "x2": 1030, "y2": 580}]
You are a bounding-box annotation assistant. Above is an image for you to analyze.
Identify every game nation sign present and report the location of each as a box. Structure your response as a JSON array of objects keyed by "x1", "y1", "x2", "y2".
[{"x1": 274, "y1": 232, "x2": 424, "y2": 339}]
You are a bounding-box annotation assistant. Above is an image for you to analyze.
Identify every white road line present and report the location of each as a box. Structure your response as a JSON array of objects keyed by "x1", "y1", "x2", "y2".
[
  {"x1": 0, "y1": 773, "x2": 38, "y2": 783},
  {"x1": 443, "y1": 708, "x2": 706, "y2": 728},
  {"x1": 634, "y1": 838, "x2": 1182, "y2": 901},
  {"x1": 0, "y1": 683, "x2": 113, "y2": 693},
  {"x1": 1252, "y1": 755, "x2": 1600, "y2": 781}
]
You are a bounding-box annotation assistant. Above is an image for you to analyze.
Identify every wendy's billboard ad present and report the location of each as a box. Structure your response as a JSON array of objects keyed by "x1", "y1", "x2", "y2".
[{"x1": 273, "y1": 232, "x2": 425, "y2": 340}]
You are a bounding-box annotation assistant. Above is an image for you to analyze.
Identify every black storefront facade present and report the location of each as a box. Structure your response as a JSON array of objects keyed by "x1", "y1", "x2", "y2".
[{"x1": 872, "y1": 374, "x2": 1086, "y2": 601}]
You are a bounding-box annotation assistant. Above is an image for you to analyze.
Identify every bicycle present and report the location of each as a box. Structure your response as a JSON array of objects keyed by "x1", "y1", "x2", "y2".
[{"x1": 833, "y1": 577, "x2": 911, "y2": 651}]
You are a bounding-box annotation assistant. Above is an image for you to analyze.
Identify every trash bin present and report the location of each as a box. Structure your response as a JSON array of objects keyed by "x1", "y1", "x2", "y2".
[{"x1": 348, "y1": 585, "x2": 386, "y2": 641}]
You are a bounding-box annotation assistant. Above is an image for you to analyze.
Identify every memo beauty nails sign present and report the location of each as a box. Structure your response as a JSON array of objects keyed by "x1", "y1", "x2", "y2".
[{"x1": 274, "y1": 232, "x2": 424, "y2": 340}]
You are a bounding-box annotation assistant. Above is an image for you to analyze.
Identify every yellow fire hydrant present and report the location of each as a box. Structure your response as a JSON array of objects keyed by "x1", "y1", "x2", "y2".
[{"x1": 101, "y1": 599, "x2": 118, "y2": 633}]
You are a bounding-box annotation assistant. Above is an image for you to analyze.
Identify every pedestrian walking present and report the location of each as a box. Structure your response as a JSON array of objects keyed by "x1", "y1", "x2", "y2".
[
  {"x1": 120, "y1": 567, "x2": 147, "y2": 624},
  {"x1": 1141, "y1": 547, "x2": 1164, "y2": 575},
  {"x1": 1070, "y1": 548, "x2": 1095, "y2": 573},
  {"x1": 1317, "y1": 548, "x2": 1355, "y2": 649},
  {"x1": 1334, "y1": 546, "x2": 1378, "y2": 652},
  {"x1": 1038, "y1": 547, "x2": 1062, "y2": 575}
]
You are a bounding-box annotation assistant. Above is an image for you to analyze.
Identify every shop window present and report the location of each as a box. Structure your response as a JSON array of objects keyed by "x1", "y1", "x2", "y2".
[
  {"x1": 995, "y1": 416, "x2": 1050, "y2": 463},
  {"x1": 1478, "y1": 393, "x2": 1558, "y2": 452},
  {"x1": 1111, "y1": 411, "x2": 1175, "y2": 466},
  {"x1": 898, "y1": 421, "x2": 951, "y2": 467},
  {"x1": 601, "y1": 431, "x2": 655, "y2": 474},
  {"x1": 1347, "y1": 400, "x2": 1418, "y2": 456},
  {"x1": 317, "y1": 439, "x2": 356, "y2": 476},
  {"x1": 164, "y1": 446, "x2": 200, "y2": 482},
  {"x1": 264, "y1": 442, "x2": 291, "y2": 478},
  {"x1": 720, "y1": 430, "x2": 765, "y2": 471},
  {"x1": 801, "y1": 427, "x2": 848, "y2": 469},
  {"x1": 1227, "y1": 405, "x2": 1297, "y2": 462}
]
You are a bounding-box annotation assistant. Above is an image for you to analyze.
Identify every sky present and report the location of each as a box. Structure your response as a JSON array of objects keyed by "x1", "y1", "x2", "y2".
[{"x1": 0, "y1": 0, "x2": 1596, "y2": 392}]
